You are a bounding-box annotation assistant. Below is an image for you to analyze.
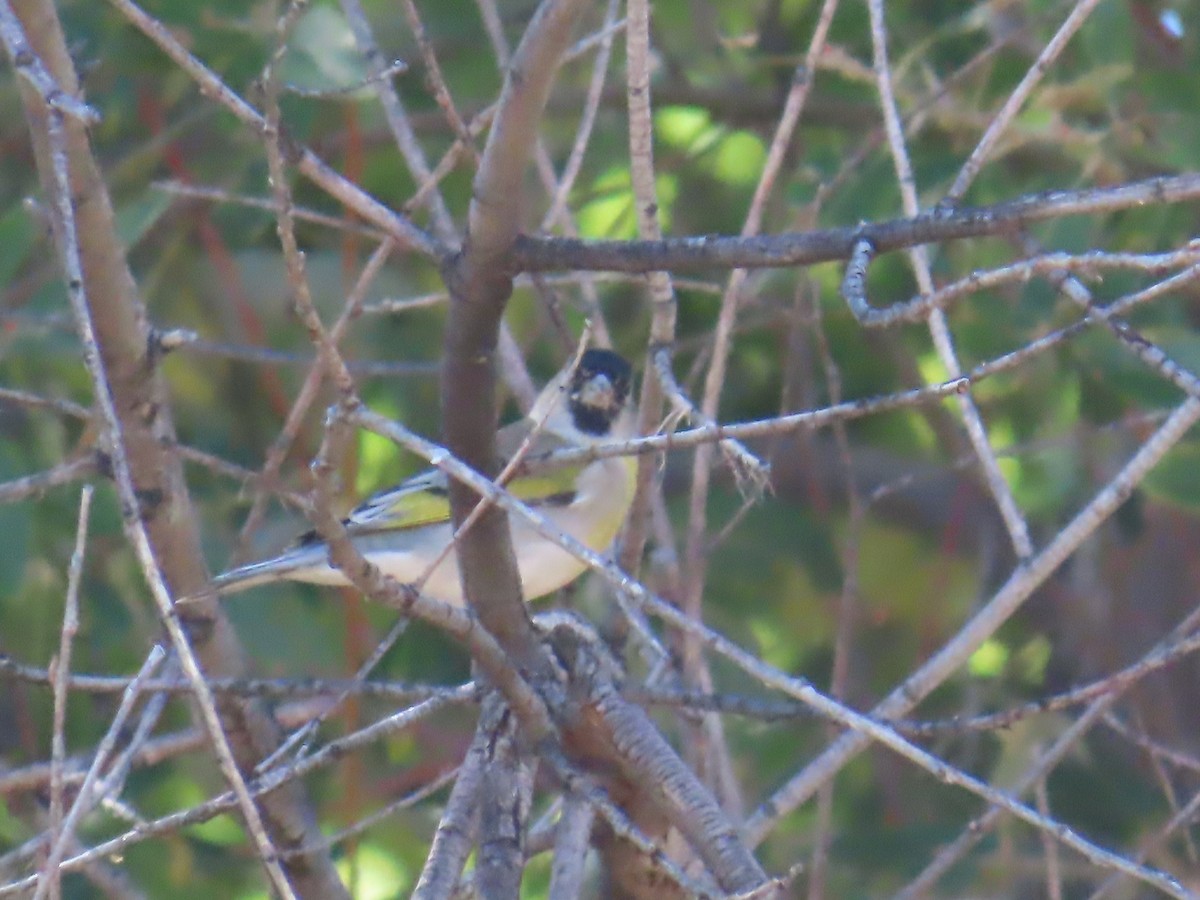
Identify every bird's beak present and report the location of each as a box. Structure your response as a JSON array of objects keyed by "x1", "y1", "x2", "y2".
[{"x1": 577, "y1": 374, "x2": 617, "y2": 410}]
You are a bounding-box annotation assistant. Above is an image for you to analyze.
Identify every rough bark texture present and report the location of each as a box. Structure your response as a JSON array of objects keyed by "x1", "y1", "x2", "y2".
[{"x1": 9, "y1": 2, "x2": 346, "y2": 895}]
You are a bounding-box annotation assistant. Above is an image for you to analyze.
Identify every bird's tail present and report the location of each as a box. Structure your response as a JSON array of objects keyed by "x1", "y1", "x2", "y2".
[{"x1": 178, "y1": 545, "x2": 333, "y2": 604}]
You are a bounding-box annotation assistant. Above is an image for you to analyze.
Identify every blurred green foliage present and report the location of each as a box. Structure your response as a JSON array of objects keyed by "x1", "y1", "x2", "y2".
[{"x1": 4, "y1": 0, "x2": 1200, "y2": 896}]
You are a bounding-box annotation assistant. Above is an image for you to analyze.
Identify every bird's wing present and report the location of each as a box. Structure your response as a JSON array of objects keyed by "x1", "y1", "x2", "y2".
[
  {"x1": 339, "y1": 467, "x2": 454, "y2": 534},
  {"x1": 496, "y1": 422, "x2": 591, "y2": 506},
  {"x1": 326, "y1": 426, "x2": 584, "y2": 539},
  {"x1": 495, "y1": 415, "x2": 535, "y2": 458}
]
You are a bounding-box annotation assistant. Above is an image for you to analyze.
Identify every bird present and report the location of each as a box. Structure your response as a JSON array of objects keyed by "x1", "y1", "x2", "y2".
[{"x1": 204, "y1": 349, "x2": 638, "y2": 607}]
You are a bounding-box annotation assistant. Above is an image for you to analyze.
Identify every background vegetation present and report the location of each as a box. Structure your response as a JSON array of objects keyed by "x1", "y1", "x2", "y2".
[{"x1": 3, "y1": 0, "x2": 1200, "y2": 897}]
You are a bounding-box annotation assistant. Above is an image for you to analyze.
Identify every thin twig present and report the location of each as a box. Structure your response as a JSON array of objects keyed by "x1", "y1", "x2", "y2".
[
  {"x1": 744, "y1": 397, "x2": 1200, "y2": 873},
  {"x1": 614, "y1": 0, "x2": 676, "y2": 593},
  {"x1": 44, "y1": 485, "x2": 93, "y2": 900},
  {"x1": 34, "y1": 648, "x2": 166, "y2": 900},
  {"x1": 27, "y1": 45, "x2": 297, "y2": 899},
  {"x1": 338, "y1": 0, "x2": 457, "y2": 244},
  {"x1": 842, "y1": 241, "x2": 1200, "y2": 328},
  {"x1": 0, "y1": 385, "x2": 90, "y2": 419},
  {"x1": 106, "y1": 0, "x2": 443, "y2": 258},
  {"x1": 866, "y1": 0, "x2": 1032, "y2": 560},
  {"x1": 229, "y1": 239, "x2": 392, "y2": 566},
  {"x1": 0, "y1": 455, "x2": 97, "y2": 506},
  {"x1": 0, "y1": 692, "x2": 466, "y2": 896},
  {"x1": 153, "y1": 179, "x2": 384, "y2": 237},
  {"x1": 945, "y1": 0, "x2": 1104, "y2": 203}
]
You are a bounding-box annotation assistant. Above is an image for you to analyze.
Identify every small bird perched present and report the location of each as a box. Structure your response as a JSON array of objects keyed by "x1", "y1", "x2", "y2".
[{"x1": 206, "y1": 349, "x2": 637, "y2": 606}]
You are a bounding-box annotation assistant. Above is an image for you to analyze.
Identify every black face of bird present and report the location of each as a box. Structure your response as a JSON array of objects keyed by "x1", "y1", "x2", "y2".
[{"x1": 567, "y1": 350, "x2": 632, "y2": 435}]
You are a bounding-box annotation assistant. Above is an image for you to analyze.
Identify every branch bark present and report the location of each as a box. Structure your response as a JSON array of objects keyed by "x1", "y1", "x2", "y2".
[
  {"x1": 441, "y1": 0, "x2": 591, "y2": 687},
  {"x1": 512, "y1": 173, "x2": 1200, "y2": 273},
  {"x1": 4, "y1": 2, "x2": 346, "y2": 895}
]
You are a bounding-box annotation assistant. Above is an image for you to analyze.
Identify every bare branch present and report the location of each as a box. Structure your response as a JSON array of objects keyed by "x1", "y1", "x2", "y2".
[
  {"x1": 745, "y1": 397, "x2": 1200, "y2": 854},
  {"x1": 476, "y1": 697, "x2": 535, "y2": 900},
  {"x1": 106, "y1": 0, "x2": 443, "y2": 259},
  {"x1": 442, "y1": 0, "x2": 593, "y2": 691},
  {"x1": 866, "y1": 0, "x2": 1032, "y2": 560},
  {"x1": 0, "y1": 455, "x2": 96, "y2": 506},
  {"x1": 34, "y1": 647, "x2": 166, "y2": 899},
  {"x1": 3, "y1": 1, "x2": 344, "y2": 892},
  {"x1": 411, "y1": 705, "x2": 490, "y2": 899},
  {"x1": 0, "y1": 692, "x2": 465, "y2": 896},
  {"x1": 547, "y1": 792, "x2": 594, "y2": 900},
  {"x1": 512, "y1": 173, "x2": 1200, "y2": 273},
  {"x1": 43, "y1": 485, "x2": 92, "y2": 900}
]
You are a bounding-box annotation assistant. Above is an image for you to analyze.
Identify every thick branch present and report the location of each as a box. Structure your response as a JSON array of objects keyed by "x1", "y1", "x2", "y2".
[
  {"x1": 550, "y1": 622, "x2": 770, "y2": 895},
  {"x1": 512, "y1": 173, "x2": 1200, "y2": 273},
  {"x1": 4, "y1": 2, "x2": 346, "y2": 895},
  {"x1": 411, "y1": 699, "x2": 491, "y2": 899},
  {"x1": 442, "y1": 0, "x2": 590, "y2": 678},
  {"x1": 476, "y1": 699, "x2": 535, "y2": 900}
]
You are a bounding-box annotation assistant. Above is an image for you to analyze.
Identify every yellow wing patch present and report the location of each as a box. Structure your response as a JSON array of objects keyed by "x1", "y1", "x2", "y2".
[
  {"x1": 360, "y1": 486, "x2": 453, "y2": 532},
  {"x1": 505, "y1": 463, "x2": 582, "y2": 507},
  {"x1": 342, "y1": 461, "x2": 585, "y2": 536}
]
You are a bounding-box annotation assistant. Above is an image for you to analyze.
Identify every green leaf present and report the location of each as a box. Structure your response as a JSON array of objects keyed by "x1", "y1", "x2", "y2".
[{"x1": 281, "y1": 6, "x2": 368, "y2": 93}]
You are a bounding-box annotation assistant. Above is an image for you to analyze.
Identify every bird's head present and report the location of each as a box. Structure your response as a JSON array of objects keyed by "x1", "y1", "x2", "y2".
[
  {"x1": 530, "y1": 348, "x2": 635, "y2": 441},
  {"x1": 566, "y1": 349, "x2": 633, "y2": 437}
]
